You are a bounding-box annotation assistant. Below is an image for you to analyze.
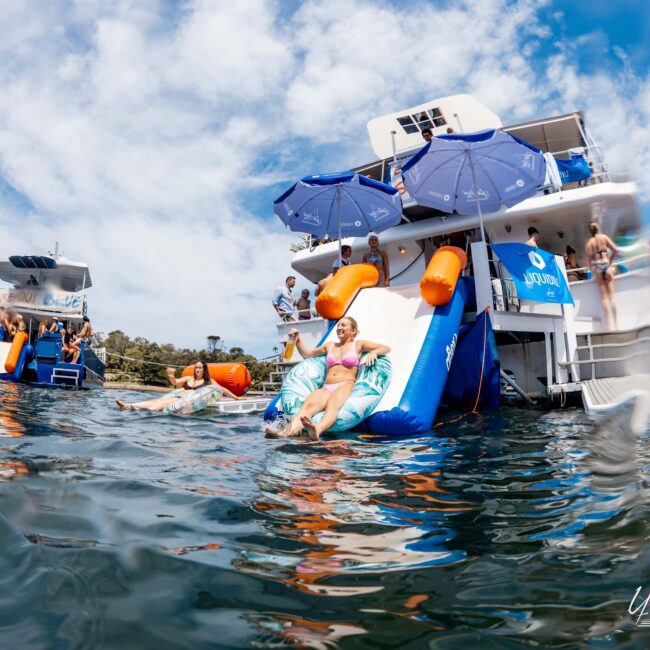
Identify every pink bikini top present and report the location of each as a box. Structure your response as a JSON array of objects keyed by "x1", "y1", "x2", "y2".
[{"x1": 326, "y1": 344, "x2": 360, "y2": 369}]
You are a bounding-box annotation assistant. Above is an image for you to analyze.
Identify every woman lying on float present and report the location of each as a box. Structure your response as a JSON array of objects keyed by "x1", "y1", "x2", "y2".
[
  {"x1": 266, "y1": 316, "x2": 390, "y2": 441},
  {"x1": 116, "y1": 360, "x2": 243, "y2": 414}
]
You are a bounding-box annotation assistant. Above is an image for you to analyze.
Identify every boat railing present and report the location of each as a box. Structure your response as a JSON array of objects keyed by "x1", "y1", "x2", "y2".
[
  {"x1": 565, "y1": 252, "x2": 650, "y2": 280},
  {"x1": 489, "y1": 252, "x2": 649, "y2": 312},
  {"x1": 560, "y1": 326, "x2": 650, "y2": 380},
  {"x1": 546, "y1": 143, "x2": 610, "y2": 186},
  {"x1": 92, "y1": 346, "x2": 107, "y2": 364},
  {"x1": 490, "y1": 275, "x2": 520, "y2": 313},
  {"x1": 275, "y1": 310, "x2": 324, "y2": 326}
]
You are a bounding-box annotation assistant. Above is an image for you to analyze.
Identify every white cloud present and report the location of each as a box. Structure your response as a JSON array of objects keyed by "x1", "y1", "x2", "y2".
[{"x1": 0, "y1": 0, "x2": 647, "y2": 356}]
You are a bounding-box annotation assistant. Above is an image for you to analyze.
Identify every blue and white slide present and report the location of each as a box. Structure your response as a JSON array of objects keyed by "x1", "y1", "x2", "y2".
[{"x1": 264, "y1": 278, "x2": 469, "y2": 435}]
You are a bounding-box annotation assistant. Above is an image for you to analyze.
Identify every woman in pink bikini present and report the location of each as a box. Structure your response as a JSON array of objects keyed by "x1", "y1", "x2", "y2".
[{"x1": 267, "y1": 316, "x2": 390, "y2": 441}]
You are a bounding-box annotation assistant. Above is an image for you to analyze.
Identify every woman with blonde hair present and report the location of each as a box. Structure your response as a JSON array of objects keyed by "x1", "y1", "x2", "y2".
[
  {"x1": 266, "y1": 316, "x2": 390, "y2": 441},
  {"x1": 362, "y1": 235, "x2": 390, "y2": 287},
  {"x1": 584, "y1": 221, "x2": 619, "y2": 329}
]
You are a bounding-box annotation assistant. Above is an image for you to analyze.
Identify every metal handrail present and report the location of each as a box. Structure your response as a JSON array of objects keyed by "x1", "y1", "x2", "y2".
[
  {"x1": 276, "y1": 313, "x2": 325, "y2": 326},
  {"x1": 93, "y1": 346, "x2": 107, "y2": 363},
  {"x1": 548, "y1": 144, "x2": 601, "y2": 158},
  {"x1": 575, "y1": 335, "x2": 650, "y2": 352},
  {"x1": 560, "y1": 348, "x2": 650, "y2": 367},
  {"x1": 568, "y1": 252, "x2": 650, "y2": 275},
  {"x1": 569, "y1": 252, "x2": 650, "y2": 276}
]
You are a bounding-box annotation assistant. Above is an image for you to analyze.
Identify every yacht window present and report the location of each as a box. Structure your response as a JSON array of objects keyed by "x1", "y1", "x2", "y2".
[
  {"x1": 413, "y1": 111, "x2": 433, "y2": 130},
  {"x1": 397, "y1": 108, "x2": 445, "y2": 135},
  {"x1": 397, "y1": 116, "x2": 419, "y2": 134}
]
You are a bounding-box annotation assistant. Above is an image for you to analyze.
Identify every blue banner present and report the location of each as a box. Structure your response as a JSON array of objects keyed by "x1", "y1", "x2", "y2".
[
  {"x1": 492, "y1": 243, "x2": 574, "y2": 304},
  {"x1": 555, "y1": 155, "x2": 592, "y2": 184}
]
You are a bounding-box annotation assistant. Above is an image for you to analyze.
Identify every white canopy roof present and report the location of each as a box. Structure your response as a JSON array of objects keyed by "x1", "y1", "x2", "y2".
[{"x1": 0, "y1": 254, "x2": 92, "y2": 291}]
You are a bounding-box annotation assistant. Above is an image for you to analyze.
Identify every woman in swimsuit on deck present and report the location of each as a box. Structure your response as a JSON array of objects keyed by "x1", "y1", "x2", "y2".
[
  {"x1": 362, "y1": 235, "x2": 390, "y2": 287},
  {"x1": 116, "y1": 360, "x2": 242, "y2": 412},
  {"x1": 585, "y1": 221, "x2": 619, "y2": 330},
  {"x1": 565, "y1": 245, "x2": 585, "y2": 283},
  {"x1": 266, "y1": 316, "x2": 390, "y2": 441}
]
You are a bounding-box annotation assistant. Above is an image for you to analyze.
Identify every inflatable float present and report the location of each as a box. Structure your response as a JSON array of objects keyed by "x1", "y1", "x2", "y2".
[
  {"x1": 161, "y1": 385, "x2": 224, "y2": 416},
  {"x1": 180, "y1": 363, "x2": 250, "y2": 396},
  {"x1": 279, "y1": 353, "x2": 392, "y2": 432}
]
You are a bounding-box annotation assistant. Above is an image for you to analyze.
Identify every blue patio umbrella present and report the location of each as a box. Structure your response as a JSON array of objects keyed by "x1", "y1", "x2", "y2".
[
  {"x1": 402, "y1": 129, "x2": 546, "y2": 240},
  {"x1": 273, "y1": 171, "x2": 403, "y2": 260}
]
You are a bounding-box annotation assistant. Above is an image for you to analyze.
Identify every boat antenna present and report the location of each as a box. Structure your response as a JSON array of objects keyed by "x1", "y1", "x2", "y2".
[{"x1": 49, "y1": 242, "x2": 62, "y2": 260}]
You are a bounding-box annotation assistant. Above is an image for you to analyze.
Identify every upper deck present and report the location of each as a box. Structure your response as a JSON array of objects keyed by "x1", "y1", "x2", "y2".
[
  {"x1": 0, "y1": 250, "x2": 92, "y2": 322},
  {"x1": 289, "y1": 95, "x2": 640, "y2": 283},
  {"x1": 0, "y1": 254, "x2": 92, "y2": 292},
  {"x1": 357, "y1": 95, "x2": 616, "y2": 216}
]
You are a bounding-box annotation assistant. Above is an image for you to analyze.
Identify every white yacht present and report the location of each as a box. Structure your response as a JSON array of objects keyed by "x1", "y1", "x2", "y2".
[
  {"x1": 265, "y1": 95, "x2": 649, "y2": 429},
  {"x1": 0, "y1": 244, "x2": 105, "y2": 388}
]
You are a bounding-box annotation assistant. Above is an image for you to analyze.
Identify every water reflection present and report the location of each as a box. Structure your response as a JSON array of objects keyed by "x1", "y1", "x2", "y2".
[
  {"x1": 248, "y1": 612, "x2": 367, "y2": 649},
  {"x1": 241, "y1": 436, "x2": 474, "y2": 630},
  {"x1": 0, "y1": 383, "x2": 27, "y2": 437},
  {"x1": 0, "y1": 382, "x2": 648, "y2": 648},
  {"x1": 0, "y1": 459, "x2": 31, "y2": 480}
]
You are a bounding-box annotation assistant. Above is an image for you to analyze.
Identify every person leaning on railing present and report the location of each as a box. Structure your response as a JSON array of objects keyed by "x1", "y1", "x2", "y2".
[
  {"x1": 294, "y1": 288, "x2": 312, "y2": 320},
  {"x1": 272, "y1": 275, "x2": 297, "y2": 322},
  {"x1": 565, "y1": 245, "x2": 586, "y2": 282}
]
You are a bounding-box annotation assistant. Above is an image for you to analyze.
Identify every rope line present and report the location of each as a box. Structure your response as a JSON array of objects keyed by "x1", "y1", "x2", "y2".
[
  {"x1": 471, "y1": 306, "x2": 489, "y2": 415},
  {"x1": 104, "y1": 352, "x2": 183, "y2": 368},
  {"x1": 433, "y1": 306, "x2": 490, "y2": 429},
  {"x1": 104, "y1": 350, "x2": 278, "y2": 368}
]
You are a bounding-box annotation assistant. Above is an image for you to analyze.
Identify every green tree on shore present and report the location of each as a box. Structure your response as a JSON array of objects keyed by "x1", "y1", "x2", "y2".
[{"x1": 100, "y1": 330, "x2": 273, "y2": 389}]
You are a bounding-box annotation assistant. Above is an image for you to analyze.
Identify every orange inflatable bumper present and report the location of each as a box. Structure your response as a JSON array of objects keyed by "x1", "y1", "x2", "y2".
[
  {"x1": 4, "y1": 332, "x2": 28, "y2": 373},
  {"x1": 420, "y1": 246, "x2": 467, "y2": 306},
  {"x1": 315, "y1": 264, "x2": 379, "y2": 320},
  {"x1": 181, "y1": 363, "x2": 251, "y2": 396}
]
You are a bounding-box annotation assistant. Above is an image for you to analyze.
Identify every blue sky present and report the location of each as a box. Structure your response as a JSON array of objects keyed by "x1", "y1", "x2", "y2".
[
  {"x1": 0, "y1": 0, "x2": 647, "y2": 356},
  {"x1": 544, "y1": 0, "x2": 650, "y2": 75}
]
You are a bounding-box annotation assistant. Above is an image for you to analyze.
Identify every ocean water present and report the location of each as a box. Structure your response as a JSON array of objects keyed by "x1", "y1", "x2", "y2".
[{"x1": 0, "y1": 381, "x2": 649, "y2": 649}]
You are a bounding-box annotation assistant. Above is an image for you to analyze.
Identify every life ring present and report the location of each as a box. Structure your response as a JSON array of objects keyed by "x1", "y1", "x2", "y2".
[
  {"x1": 280, "y1": 353, "x2": 392, "y2": 432},
  {"x1": 162, "y1": 385, "x2": 223, "y2": 416}
]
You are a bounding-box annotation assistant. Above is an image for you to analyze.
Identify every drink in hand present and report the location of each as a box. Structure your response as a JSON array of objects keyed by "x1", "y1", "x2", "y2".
[{"x1": 283, "y1": 332, "x2": 298, "y2": 360}]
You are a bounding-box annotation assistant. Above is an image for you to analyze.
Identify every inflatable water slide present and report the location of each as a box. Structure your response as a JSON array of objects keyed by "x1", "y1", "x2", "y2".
[
  {"x1": 265, "y1": 246, "x2": 484, "y2": 435},
  {"x1": 0, "y1": 333, "x2": 34, "y2": 383}
]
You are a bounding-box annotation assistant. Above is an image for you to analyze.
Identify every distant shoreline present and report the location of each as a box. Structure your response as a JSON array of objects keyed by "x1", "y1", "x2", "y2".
[{"x1": 103, "y1": 382, "x2": 270, "y2": 396}]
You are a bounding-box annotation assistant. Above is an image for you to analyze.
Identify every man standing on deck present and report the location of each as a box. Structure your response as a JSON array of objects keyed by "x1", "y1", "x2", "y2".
[
  {"x1": 526, "y1": 227, "x2": 540, "y2": 248},
  {"x1": 272, "y1": 276, "x2": 297, "y2": 322}
]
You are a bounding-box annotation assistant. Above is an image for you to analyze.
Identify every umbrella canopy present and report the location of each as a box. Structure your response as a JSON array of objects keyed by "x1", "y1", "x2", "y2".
[
  {"x1": 273, "y1": 172, "x2": 403, "y2": 242},
  {"x1": 402, "y1": 129, "x2": 546, "y2": 239}
]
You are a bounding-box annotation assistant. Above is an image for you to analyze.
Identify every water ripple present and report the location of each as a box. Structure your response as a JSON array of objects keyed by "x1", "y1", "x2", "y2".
[{"x1": 0, "y1": 383, "x2": 648, "y2": 648}]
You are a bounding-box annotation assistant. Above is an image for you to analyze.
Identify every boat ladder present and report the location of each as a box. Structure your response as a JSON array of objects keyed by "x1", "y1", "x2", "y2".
[{"x1": 52, "y1": 366, "x2": 81, "y2": 387}]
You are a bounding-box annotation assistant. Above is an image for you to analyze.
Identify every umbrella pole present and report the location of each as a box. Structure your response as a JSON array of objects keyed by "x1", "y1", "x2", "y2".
[
  {"x1": 469, "y1": 156, "x2": 486, "y2": 242},
  {"x1": 337, "y1": 186, "x2": 342, "y2": 265}
]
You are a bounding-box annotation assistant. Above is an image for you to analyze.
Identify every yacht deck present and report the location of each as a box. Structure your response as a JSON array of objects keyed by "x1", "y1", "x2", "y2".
[{"x1": 581, "y1": 373, "x2": 650, "y2": 414}]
